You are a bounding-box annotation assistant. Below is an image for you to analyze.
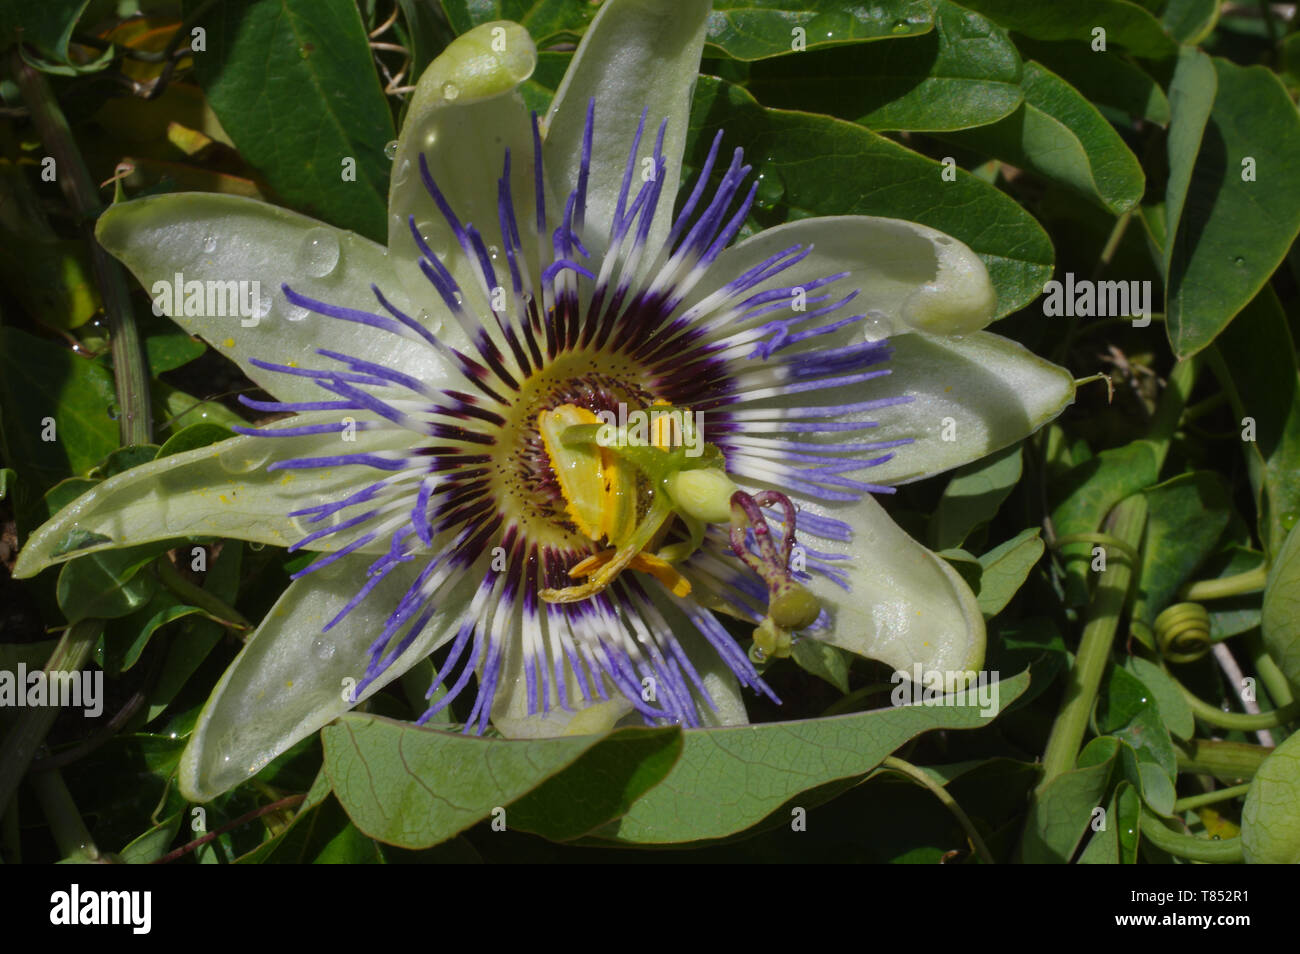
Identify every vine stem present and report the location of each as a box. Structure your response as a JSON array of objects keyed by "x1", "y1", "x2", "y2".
[
  {"x1": 29, "y1": 768, "x2": 98, "y2": 861},
  {"x1": 1140, "y1": 811, "x2": 1243, "y2": 863},
  {"x1": 1179, "y1": 565, "x2": 1269, "y2": 601},
  {"x1": 1177, "y1": 739, "x2": 1271, "y2": 780},
  {"x1": 1174, "y1": 678, "x2": 1300, "y2": 731},
  {"x1": 1172, "y1": 783, "x2": 1251, "y2": 814},
  {"x1": 880, "y1": 757, "x2": 995, "y2": 864},
  {"x1": 152, "y1": 794, "x2": 306, "y2": 864},
  {"x1": 1038, "y1": 494, "x2": 1148, "y2": 786},
  {"x1": 0, "y1": 619, "x2": 104, "y2": 818},
  {"x1": 9, "y1": 48, "x2": 152, "y2": 445}
]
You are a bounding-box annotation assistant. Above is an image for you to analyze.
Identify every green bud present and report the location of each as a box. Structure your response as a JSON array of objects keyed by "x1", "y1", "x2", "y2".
[
  {"x1": 665, "y1": 467, "x2": 738, "y2": 524},
  {"x1": 769, "y1": 583, "x2": 821, "y2": 631}
]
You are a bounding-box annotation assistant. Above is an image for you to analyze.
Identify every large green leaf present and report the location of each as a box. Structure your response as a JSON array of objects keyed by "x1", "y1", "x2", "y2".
[
  {"x1": 1162, "y1": 46, "x2": 1216, "y2": 284},
  {"x1": 686, "y1": 77, "x2": 1054, "y2": 317},
  {"x1": 189, "y1": 0, "x2": 395, "y2": 241},
  {"x1": 1242, "y1": 729, "x2": 1300, "y2": 864},
  {"x1": 1262, "y1": 523, "x2": 1300, "y2": 690},
  {"x1": 592, "y1": 669, "x2": 1029, "y2": 844},
  {"x1": 1166, "y1": 57, "x2": 1300, "y2": 357},
  {"x1": 1022, "y1": 735, "x2": 1120, "y2": 863},
  {"x1": 322, "y1": 719, "x2": 681, "y2": 848},
  {"x1": 1210, "y1": 286, "x2": 1300, "y2": 557},
  {"x1": 938, "y1": 61, "x2": 1145, "y2": 214},
  {"x1": 1012, "y1": 38, "x2": 1169, "y2": 125},
  {"x1": 959, "y1": 0, "x2": 1178, "y2": 59},
  {"x1": 439, "y1": 0, "x2": 934, "y2": 59},
  {"x1": 746, "y1": 0, "x2": 1022, "y2": 132},
  {"x1": 705, "y1": 0, "x2": 933, "y2": 60}
]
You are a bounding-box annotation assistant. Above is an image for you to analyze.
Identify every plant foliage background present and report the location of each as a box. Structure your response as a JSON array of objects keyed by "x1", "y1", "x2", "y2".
[{"x1": 1, "y1": 0, "x2": 1299, "y2": 864}]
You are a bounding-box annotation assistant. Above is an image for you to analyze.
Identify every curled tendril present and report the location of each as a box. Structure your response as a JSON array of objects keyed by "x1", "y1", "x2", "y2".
[{"x1": 1155, "y1": 602, "x2": 1213, "y2": 663}]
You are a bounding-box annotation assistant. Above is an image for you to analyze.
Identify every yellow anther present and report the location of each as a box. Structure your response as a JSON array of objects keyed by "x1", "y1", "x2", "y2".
[
  {"x1": 537, "y1": 404, "x2": 634, "y2": 544},
  {"x1": 568, "y1": 548, "x2": 691, "y2": 598}
]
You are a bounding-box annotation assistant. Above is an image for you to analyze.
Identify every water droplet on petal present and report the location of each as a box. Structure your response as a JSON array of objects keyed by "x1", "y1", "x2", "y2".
[
  {"x1": 488, "y1": 244, "x2": 500, "y2": 261},
  {"x1": 312, "y1": 638, "x2": 336, "y2": 661},
  {"x1": 415, "y1": 221, "x2": 449, "y2": 260},
  {"x1": 442, "y1": 82, "x2": 460, "y2": 101},
  {"x1": 218, "y1": 442, "x2": 272, "y2": 474},
  {"x1": 863, "y1": 309, "x2": 891, "y2": 340},
  {"x1": 416, "y1": 308, "x2": 443, "y2": 335},
  {"x1": 202, "y1": 234, "x2": 218, "y2": 253},
  {"x1": 452, "y1": 291, "x2": 463, "y2": 305},
  {"x1": 393, "y1": 157, "x2": 411, "y2": 186},
  {"x1": 254, "y1": 295, "x2": 273, "y2": 320},
  {"x1": 384, "y1": 139, "x2": 399, "y2": 160},
  {"x1": 296, "y1": 228, "x2": 341, "y2": 278},
  {"x1": 283, "y1": 301, "x2": 310, "y2": 322}
]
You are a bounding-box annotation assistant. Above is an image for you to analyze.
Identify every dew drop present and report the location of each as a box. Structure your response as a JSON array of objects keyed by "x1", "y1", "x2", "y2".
[
  {"x1": 283, "y1": 301, "x2": 310, "y2": 322},
  {"x1": 312, "y1": 638, "x2": 336, "y2": 662},
  {"x1": 415, "y1": 221, "x2": 449, "y2": 260},
  {"x1": 202, "y1": 234, "x2": 218, "y2": 253},
  {"x1": 416, "y1": 308, "x2": 443, "y2": 335},
  {"x1": 891, "y1": 18, "x2": 910, "y2": 33},
  {"x1": 1232, "y1": 255, "x2": 1246, "y2": 267},
  {"x1": 753, "y1": 167, "x2": 785, "y2": 210},
  {"x1": 452, "y1": 291, "x2": 464, "y2": 305},
  {"x1": 393, "y1": 157, "x2": 411, "y2": 187},
  {"x1": 384, "y1": 139, "x2": 399, "y2": 160},
  {"x1": 442, "y1": 82, "x2": 460, "y2": 101},
  {"x1": 218, "y1": 442, "x2": 272, "y2": 474},
  {"x1": 296, "y1": 228, "x2": 341, "y2": 278},
  {"x1": 248, "y1": 541, "x2": 265, "y2": 551},
  {"x1": 1282, "y1": 511, "x2": 1299, "y2": 531},
  {"x1": 863, "y1": 309, "x2": 891, "y2": 340},
  {"x1": 488, "y1": 244, "x2": 500, "y2": 261},
  {"x1": 253, "y1": 295, "x2": 273, "y2": 320},
  {"x1": 106, "y1": 403, "x2": 120, "y2": 420}
]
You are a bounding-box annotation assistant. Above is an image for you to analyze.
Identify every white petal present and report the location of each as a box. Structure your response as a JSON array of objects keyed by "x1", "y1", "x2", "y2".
[
  {"x1": 387, "y1": 22, "x2": 546, "y2": 317},
  {"x1": 683, "y1": 215, "x2": 999, "y2": 338},
  {"x1": 543, "y1": 0, "x2": 711, "y2": 260},
  {"x1": 178, "y1": 552, "x2": 475, "y2": 801},
  {"x1": 13, "y1": 416, "x2": 415, "y2": 579},
  {"x1": 96, "y1": 194, "x2": 449, "y2": 405},
  {"x1": 801, "y1": 494, "x2": 986, "y2": 677}
]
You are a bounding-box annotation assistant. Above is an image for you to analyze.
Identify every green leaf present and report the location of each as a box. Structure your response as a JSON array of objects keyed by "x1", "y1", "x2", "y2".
[
  {"x1": 686, "y1": 76, "x2": 1054, "y2": 317},
  {"x1": 438, "y1": 0, "x2": 598, "y2": 46},
  {"x1": 1241, "y1": 729, "x2": 1300, "y2": 864},
  {"x1": 0, "y1": 0, "x2": 90, "y2": 67},
  {"x1": 1123, "y1": 655, "x2": 1195, "y2": 742},
  {"x1": 190, "y1": 0, "x2": 396, "y2": 241},
  {"x1": 322, "y1": 717, "x2": 679, "y2": 848},
  {"x1": 958, "y1": 0, "x2": 1178, "y2": 58},
  {"x1": 101, "y1": 590, "x2": 203, "y2": 676},
  {"x1": 1013, "y1": 37, "x2": 1169, "y2": 125},
  {"x1": 932, "y1": 442, "x2": 1022, "y2": 550},
  {"x1": 1161, "y1": 0, "x2": 1219, "y2": 44},
  {"x1": 1022, "y1": 735, "x2": 1120, "y2": 863},
  {"x1": 1162, "y1": 47, "x2": 1216, "y2": 279},
  {"x1": 55, "y1": 543, "x2": 171, "y2": 624},
  {"x1": 143, "y1": 330, "x2": 206, "y2": 377},
  {"x1": 1210, "y1": 286, "x2": 1300, "y2": 557},
  {"x1": 790, "y1": 637, "x2": 852, "y2": 693},
  {"x1": 746, "y1": 0, "x2": 1022, "y2": 132},
  {"x1": 1099, "y1": 667, "x2": 1177, "y2": 802},
  {"x1": 976, "y1": 527, "x2": 1043, "y2": 619},
  {"x1": 1134, "y1": 471, "x2": 1231, "y2": 623},
  {"x1": 0, "y1": 328, "x2": 120, "y2": 493},
  {"x1": 119, "y1": 811, "x2": 184, "y2": 864},
  {"x1": 593, "y1": 669, "x2": 1029, "y2": 844},
  {"x1": 705, "y1": 0, "x2": 933, "y2": 61},
  {"x1": 1166, "y1": 57, "x2": 1300, "y2": 357},
  {"x1": 938, "y1": 61, "x2": 1145, "y2": 214},
  {"x1": 1262, "y1": 522, "x2": 1300, "y2": 691},
  {"x1": 1050, "y1": 439, "x2": 1161, "y2": 598},
  {"x1": 155, "y1": 423, "x2": 238, "y2": 459},
  {"x1": 504, "y1": 727, "x2": 684, "y2": 841}
]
